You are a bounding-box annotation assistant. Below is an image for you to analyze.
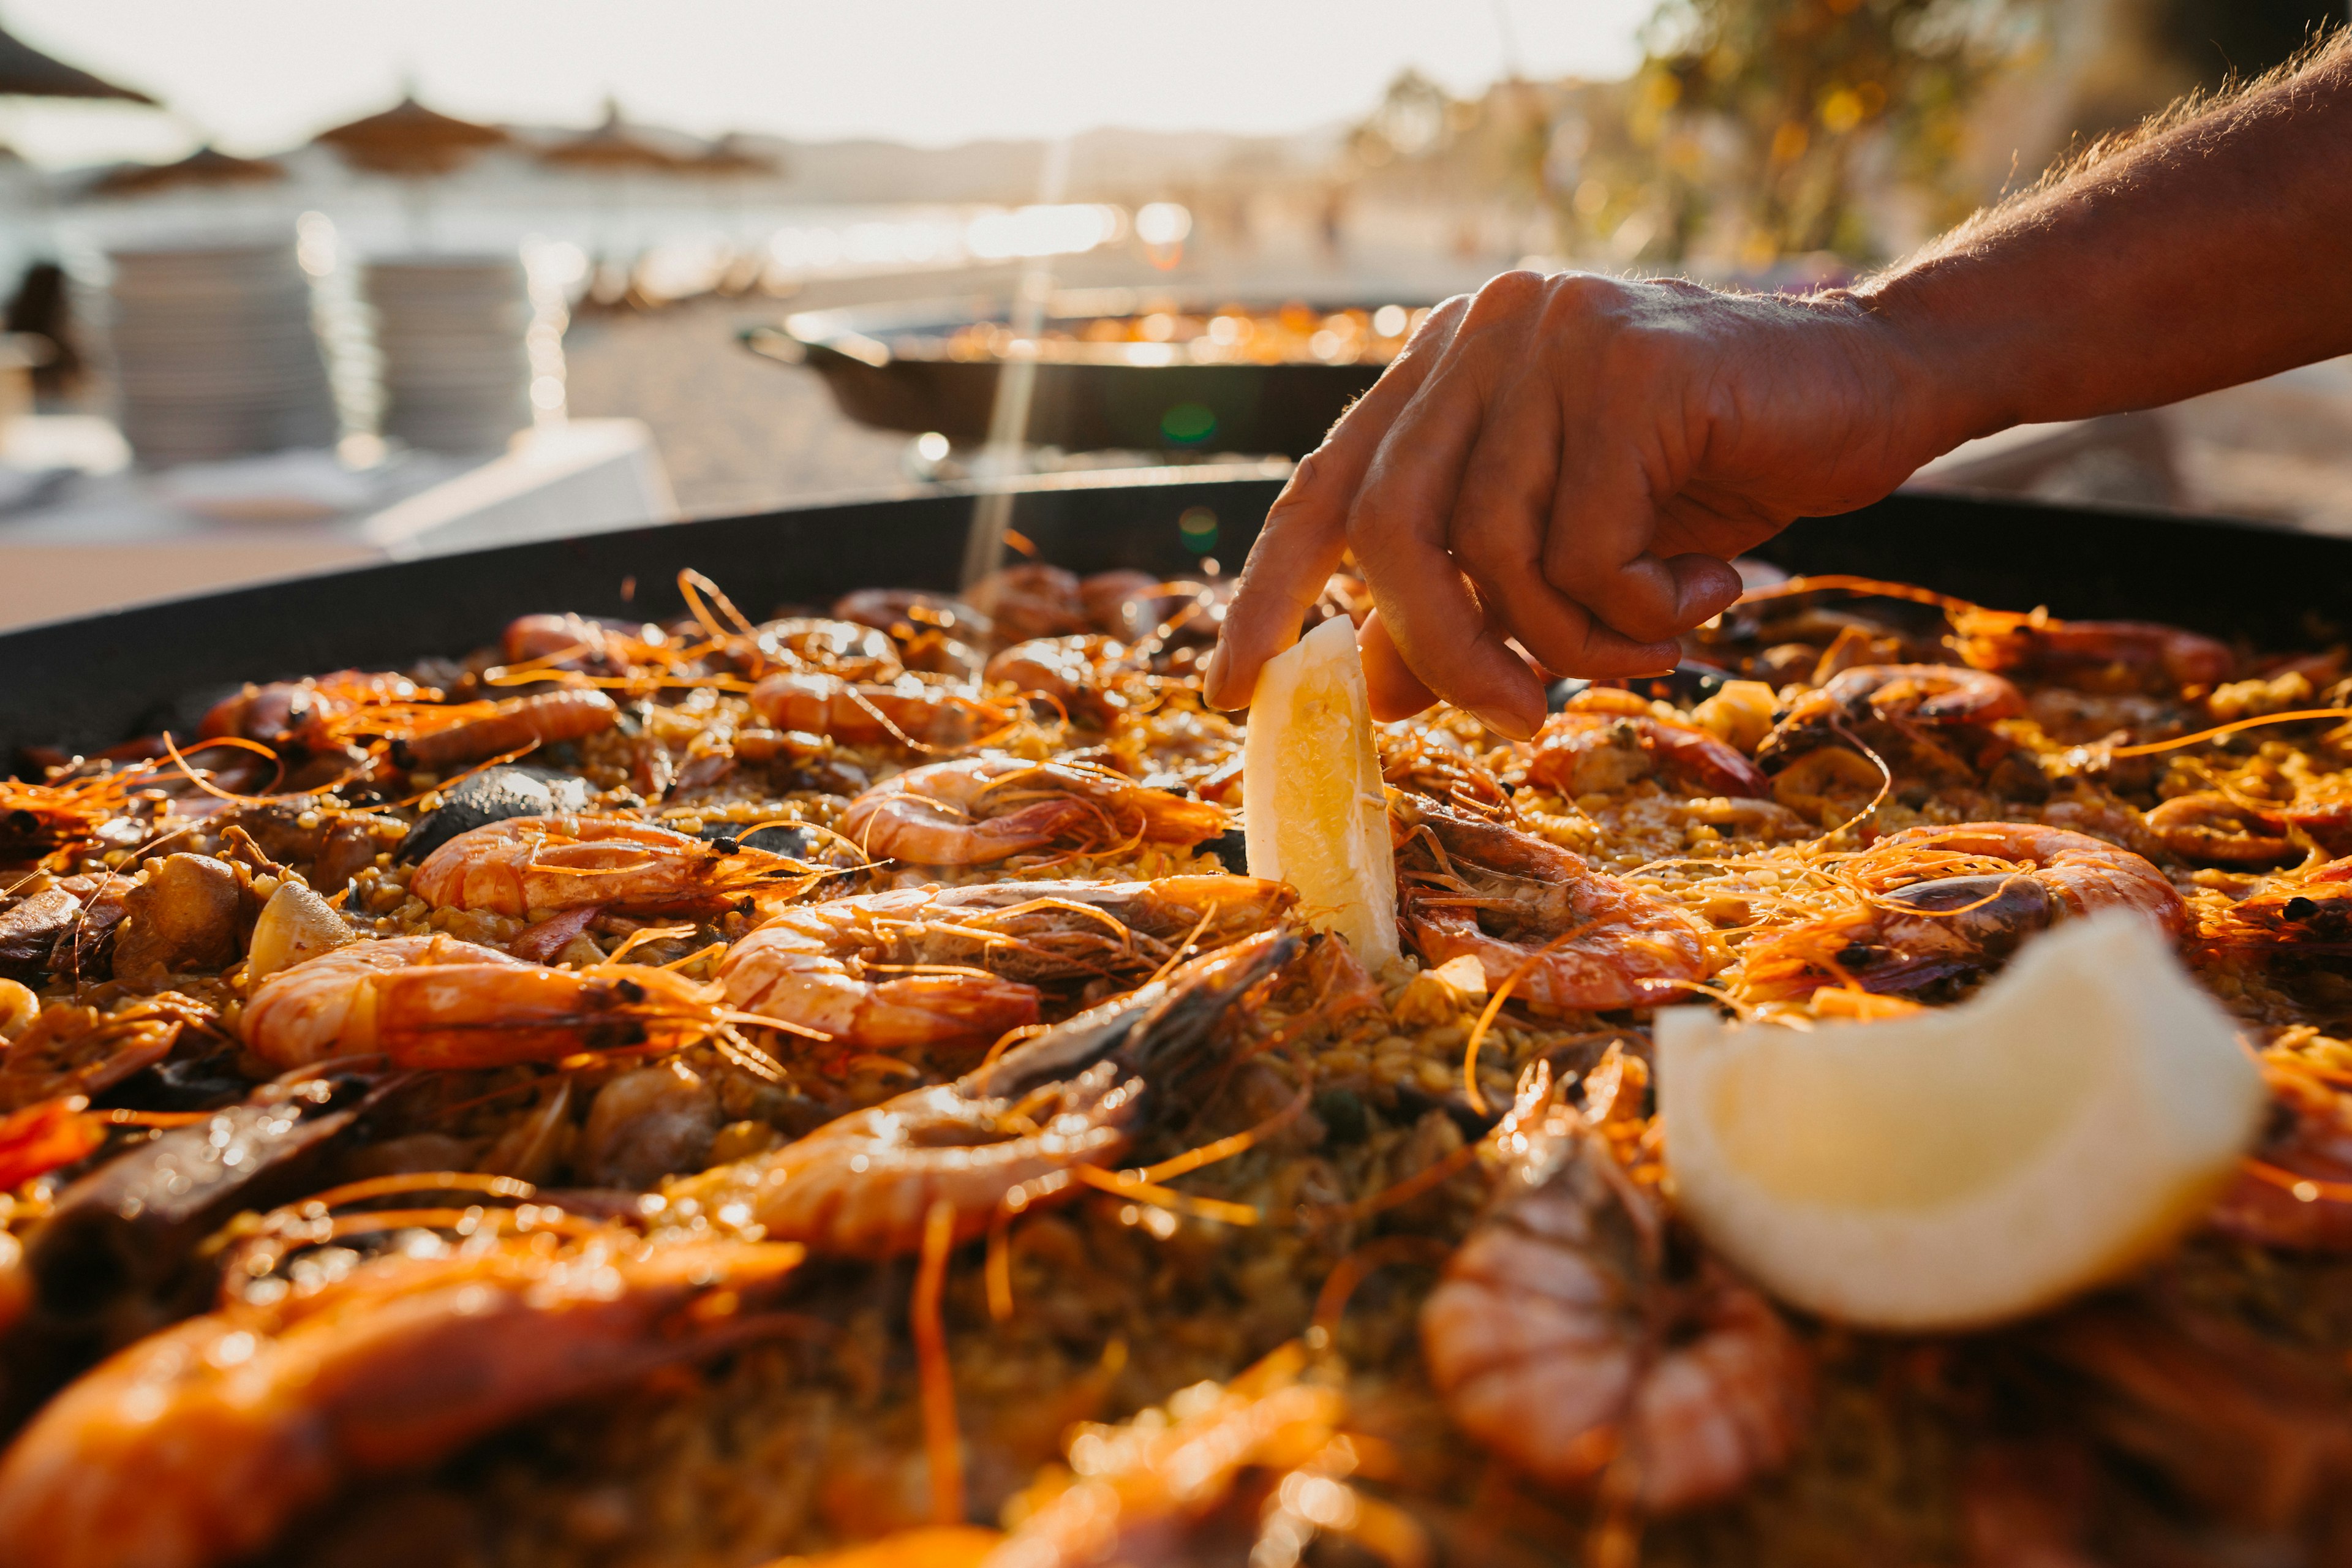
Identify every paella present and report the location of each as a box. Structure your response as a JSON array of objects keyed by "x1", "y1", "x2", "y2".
[{"x1": 0, "y1": 556, "x2": 2346, "y2": 1567}]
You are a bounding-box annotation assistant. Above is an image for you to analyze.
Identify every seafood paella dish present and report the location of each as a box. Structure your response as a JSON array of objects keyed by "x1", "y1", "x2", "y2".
[
  {"x1": 0, "y1": 557, "x2": 2348, "y2": 1568},
  {"x1": 935, "y1": 304, "x2": 1427, "y2": 367}
]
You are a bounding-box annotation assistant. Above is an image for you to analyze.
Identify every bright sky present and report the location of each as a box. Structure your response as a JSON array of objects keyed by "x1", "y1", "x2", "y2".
[{"x1": 0, "y1": 0, "x2": 1652, "y2": 167}]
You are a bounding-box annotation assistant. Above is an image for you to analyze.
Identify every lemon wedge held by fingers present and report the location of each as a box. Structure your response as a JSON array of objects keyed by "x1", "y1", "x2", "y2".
[
  {"x1": 1657, "y1": 912, "x2": 2263, "y2": 1331},
  {"x1": 1242, "y1": 614, "x2": 1400, "y2": 969}
]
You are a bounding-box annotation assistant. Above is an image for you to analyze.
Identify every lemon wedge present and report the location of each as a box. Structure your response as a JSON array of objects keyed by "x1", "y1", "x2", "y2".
[
  {"x1": 1657, "y1": 912, "x2": 2262, "y2": 1330},
  {"x1": 1242, "y1": 614, "x2": 1400, "y2": 968}
]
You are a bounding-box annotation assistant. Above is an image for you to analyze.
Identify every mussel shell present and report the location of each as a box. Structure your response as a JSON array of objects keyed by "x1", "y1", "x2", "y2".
[
  {"x1": 1203, "y1": 826, "x2": 1250, "y2": 874},
  {"x1": 27, "y1": 1072, "x2": 380, "y2": 1324},
  {"x1": 696, "y1": 821, "x2": 818, "y2": 858},
  {"x1": 395, "y1": 766, "x2": 591, "y2": 863}
]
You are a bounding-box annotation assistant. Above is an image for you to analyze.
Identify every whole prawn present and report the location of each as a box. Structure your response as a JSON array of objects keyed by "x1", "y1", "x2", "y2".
[
  {"x1": 2148, "y1": 793, "x2": 2352, "y2": 865},
  {"x1": 2207, "y1": 1053, "x2": 2352, "y2": 1251},
  {"x1": 749, "y1": 672, "x2": 1011, "y2": 748},
  {"x1": 673, "y1": 929, "x2": 1292, "y2": 1257},
  {"x1": 1735, "y1": 822, "x2": 2187, "y2": 1003},
  {"x1": 717, "y1": 875, "x2": 1294, "y2": 1050},
  {"x1": 409, "y1": 812, "x2": 816, "y2": 919},
  {"x1": 240, "y1": 935, "x2": 727, "y2": 1070},
  {"x1": 1392, "y1": 792, "x2": 1714, "y2": 1011},
  {"x1": 1421, "y1": 1066, "x2": 1812, "y2": 1512},
  {"x1": 840, "y1": 754, "x2": 1227, "y2": 867},
  {"x1": 198, "y1": 670, "x2": 424, "y2": 752},
  {"x1": 982, "y1": 1340, "x2": 1425, "y2": 1568},
  {"x1": 984, "y1": 635, "x2": 1139, "y2": 727},
  {"x1": 1952, "y1": 607, "x2": 2234, "y2": 692},
  {"x1": 1527, "y1": 687, "x2": 1769, "y2": 799},
  {"x1": 0, "y1": 1219, "x2": 804, "y2": 1568},
  {"x1": 399, "y1": 688, "x2": 620, "y2": 771},
  {"x1": 1755, "y1": 664, "x2": 2029, "y2": 778}
]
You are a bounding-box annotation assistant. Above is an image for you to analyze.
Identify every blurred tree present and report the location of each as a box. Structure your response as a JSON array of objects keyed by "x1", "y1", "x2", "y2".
[{"x1": 1621, "y1": 0, "x2": 2049, "y2": 270}]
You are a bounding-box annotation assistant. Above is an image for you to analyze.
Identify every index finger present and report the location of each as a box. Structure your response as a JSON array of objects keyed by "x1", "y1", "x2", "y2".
[{"x1": 1203, "y1": 296, "x2": 1466, "y2": 710}]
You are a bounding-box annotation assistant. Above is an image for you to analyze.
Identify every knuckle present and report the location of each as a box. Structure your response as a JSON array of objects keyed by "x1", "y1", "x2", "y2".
[
  {"x1": 1474, "y1": 269, "x2": 1547, "y2": 312},
  {"x1": 1539, "y1": 270, "x2": 1624, "y2": 318},
  {"x1": 1284, "y1": 445, "x2": 1342, "y2": 497}
]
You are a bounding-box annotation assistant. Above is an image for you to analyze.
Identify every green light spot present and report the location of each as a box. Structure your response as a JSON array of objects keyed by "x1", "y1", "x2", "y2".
[
  {"x1": 1161, "y1": 402, "x2": 1216, "y2": 445},
  {"x1": 1178, "y1": 506, "x2": 1218, "y2": 553}
]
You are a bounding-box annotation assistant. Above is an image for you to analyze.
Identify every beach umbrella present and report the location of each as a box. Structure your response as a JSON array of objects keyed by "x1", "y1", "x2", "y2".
[
  {"x1": 537, "y1": 100, "x2": 691, "y2": 173},
  {"x1": 87, "y1": 145, "x2": 281, "y2": 198},
  {"x1": 685, "y1": 134, "x2": 780, "y2": 177},
  {"x1": 0, "y1": 21, "x2": 156, "y2": 103},
  {"x1": 315, "y1": 95, "x2": 507, "y2": 176}
]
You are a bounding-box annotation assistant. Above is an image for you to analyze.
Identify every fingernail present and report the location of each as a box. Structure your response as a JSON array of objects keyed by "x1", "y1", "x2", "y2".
[
  {"x1": 1471, "y1": 706, "x2": 1536, "y2": 741},
  {"x1": 1201, "y1": 644, "x2": 1234, "y2": 706}
]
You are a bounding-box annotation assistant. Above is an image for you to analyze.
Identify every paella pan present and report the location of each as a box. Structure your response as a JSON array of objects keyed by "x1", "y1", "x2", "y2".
[{"x1": 0, "y1": 475, "x2": 2347, "y2": 1567}]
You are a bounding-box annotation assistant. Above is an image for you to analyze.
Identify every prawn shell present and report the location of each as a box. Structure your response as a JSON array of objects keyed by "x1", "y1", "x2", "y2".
[
  {"x1": 367, "y1": 964, "x2": 708, "y2": 1069},
  {"x1": 0, "y1": 1235, "x2": 805, "y2": 1568}
]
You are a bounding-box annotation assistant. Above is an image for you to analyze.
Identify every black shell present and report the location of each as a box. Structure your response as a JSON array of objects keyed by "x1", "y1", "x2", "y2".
[
  {"x1": 27, "y1": 1072, "x2": 380, "y2": 1323},
  {"x1": 696, "y1": 821, "x2": 819, "y2": 858},
  {"x1": 395, "y1": 766, "x2": 591, "y2": 863},
  {"x1": 1203, "y1": 826, "x2": 1250, "y2": 874}
]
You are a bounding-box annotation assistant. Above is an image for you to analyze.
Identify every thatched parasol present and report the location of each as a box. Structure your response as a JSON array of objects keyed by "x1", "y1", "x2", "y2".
[
  {"x1": 315, "y1": 95, "x2": 507, "y2": 176},
  {"x1": 685, "y1": 134, "x2": 782, "y2": 177},
  {"x1": 0, "y1": 22, "x2": 157, "y2": 102},
  {"x1": 537, "y1": 100, "x2": 691, "y2": 173},
  {"x1": 88, "y1": 145, "x2": 282, "y2": 197}
]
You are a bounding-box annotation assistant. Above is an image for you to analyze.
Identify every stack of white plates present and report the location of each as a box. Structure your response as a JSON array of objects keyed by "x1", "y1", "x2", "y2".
[
  {"x1": 365, "y1": 257, "x2": 531, "y2": 454},
  {"x1": 106, "y1": 243, "x2": 338, "y2": 467}
]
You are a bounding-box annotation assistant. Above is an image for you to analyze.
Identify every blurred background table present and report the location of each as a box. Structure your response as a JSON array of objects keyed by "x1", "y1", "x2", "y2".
[{"x1": 0, "y1": 417, "x2": 673, "y2": 630}]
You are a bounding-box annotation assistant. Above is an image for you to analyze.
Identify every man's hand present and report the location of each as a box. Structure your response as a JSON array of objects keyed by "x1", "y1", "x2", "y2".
[{"x1": 1202, "y1": 270, "x2": 1947, "y2": 736}]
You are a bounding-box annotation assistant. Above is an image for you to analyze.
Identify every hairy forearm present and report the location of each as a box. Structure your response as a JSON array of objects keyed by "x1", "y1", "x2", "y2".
[{"x1": 1852, "y1": 34, "x2": 2352, "y2": 450}]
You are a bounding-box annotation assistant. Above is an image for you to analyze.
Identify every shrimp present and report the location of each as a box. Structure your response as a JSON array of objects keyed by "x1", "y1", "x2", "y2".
[
  {"x1": 1755, "y1": 665, "x2": 2024, "y2": 763},
  {"x1": 673, "y1": 929, "x2": 1292, "y2": 1256},
  {"x1": 840, "y1": 754, "x2": 1227, "y2": 867},
  {"x1": 0, "y1": 996, "x2": 193, "y2": 1112},
  {"x1": 1953, "y1": 608, "x2": 2234, "y2": 692},
  {"x1": 748, "y1": 673, "x2": 1013, "y2": 749},
  {"x1": 749, "y1": 617, "x2": 904, "y2": 681},
  {"x1": 0, "y1": 1224, "x2": 804, "y2": 1568},
  {"x1": 1421, "y1": 1071, "x2": 1811, "y2": 1513},
  {"x1": 409, "y1": 812, "x2": 815, "y2": 919},
  {"x1": 1735, "y1": 823, "x2": 2187, "y2": 1003},
  {"x1": 240, "y1": 935, "x2": 725, "y2": 1070},
  {"x1": 0, "y1": 1095, "x2": 108, "y2": 1190},
  {"x1": 1078, "y1": 568, "x2": 1158, "y2": 634},
  {"x1": 399, "y1": 688, "x2": 619, "y2": 771},
  {"x1": 2200, "y1": 855, "x2": 2352, "y2": 954},
  {"x1": 717, "y1": 876, "x2": 1295, "y2": 1050},
  {"x1": 2207, "y1": 1055, "x2": 2352, "y2": 1250},
  {"x1": 198, "y1": 670, "x2": 423, "y2": 751},
  {"x1": 988, "y1": 1340, "x2": 1427, "y2": 1568},
  {"x1": 971, "y1": 563, "x2": 1089, "y2": 641},
  {"x1": 500, "y1": 612, "x2": 672, "y2": 677},
  {"x1": 1392, "y1": 793, "x2": 1714, "y2": 1011},
  {"x1": 834, "y1": 587, "x2": 995, "y2": 646},
  {"x1": 2148, "y1": 792, "x2": 2352, "y2": 865},
  {"x1": 1526, "y1": 687, "x2": 1769, "y2": 799},
  {"x1": 985, "y1": 636, "x2": 1137, "y2": 726}
]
